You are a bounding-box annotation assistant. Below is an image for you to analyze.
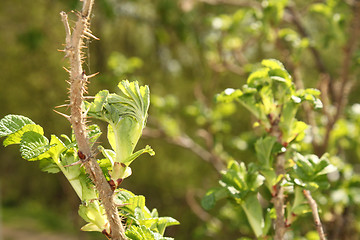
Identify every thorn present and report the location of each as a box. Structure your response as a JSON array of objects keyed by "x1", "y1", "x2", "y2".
[
  {"x1": 63, "y1": 160, "x2": 83, "y2": 167},
  {"x1": 53, "y1": 109, "x2": 71, "y2": 121},
  {"x1": 115, "y1": 203, "x2": 131, "y2": 208},
  {"x1": 55, "y1": 104, "x2": 70, "y2": 109},
  {"x1": 83, "y1": 105, "x2": 91, "y2": 117},
  {"x1": 57, "y1": 49, "x2": 66, "y2": 52},
  {"x1": 87, "y1": 72, "x2": 99, "y2": 79},
  {"x1": 74, "y1": 10, "x2": 81, "y2": 16},
  {"x1": 63, "y1": 67, "x2": 71, "y2": 73},
  {"x1": 84, "y1": 31, "x2": 100, "y2": 40},
  {"x1": 83, "y1": 96, "x2": 95, "y2": 99}
]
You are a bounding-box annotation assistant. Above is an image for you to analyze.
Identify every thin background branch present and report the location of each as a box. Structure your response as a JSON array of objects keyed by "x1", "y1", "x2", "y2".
[{"x1": 303, "y1": 190, "x2": 327, "y2": 240}]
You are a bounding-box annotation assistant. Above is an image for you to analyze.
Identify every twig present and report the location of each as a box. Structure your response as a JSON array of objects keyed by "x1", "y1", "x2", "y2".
[
  {"x1": 143, "y1": 127, "x2": 225, "y2": 173},
  {"x1": 185, "y1": 189, "x2": 213, "y2": 222},
  {"x1": 60, "y1": 1, "x2": 126, "y2": 239},
  {"x1": 284, "y1": 7, "x2": 329, "y2": 77},
  {"x1": 303, "y1": 190, "x2": 327, "y2": 240}
]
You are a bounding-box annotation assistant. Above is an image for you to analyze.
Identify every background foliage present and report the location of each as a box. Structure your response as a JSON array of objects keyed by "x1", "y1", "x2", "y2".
[{"x1": 0, "y1": 0, "x2": 360, "y2": 239}]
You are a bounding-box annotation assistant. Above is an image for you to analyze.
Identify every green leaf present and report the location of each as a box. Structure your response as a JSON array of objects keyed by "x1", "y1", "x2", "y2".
[
  {"x1": 260, "y1": 168, "x2": 277, "y2": 191},
  {"x1": 290, "y1": 186, "x2": 309, "y2": 215},
  {"x1": 255, "y1": 136, "x2": 277, "y2": 168},
  {"x1": 37, "y1": 135, "x2": 66, "y2": 173},
  {"x1": 0, "y1": 114, "x2": 35, "y2": 138},
  {"x1": 39, "y1": 158, "x2": 60, "y2": 173},
  {"x1": 286, "y1": 120, "x2": 308, "y2": 143},
  {"x1": 122, "y1": 145, "x2": 155, "y2": 166},
  {"x1": 98, "y1": 145, "x2": 116, "y2": 165},
  {"x1": 216, "y1": 88, "x2": 243, "y2": 103},
  {"x1": 87, "y1": 124, "x2": 102, "y2": 145},
  {"x1": 88, "y1": 81, "x2": 150, "y2": 163},
  {"x1": 126, "y1": 225, "x2": 173, "y2": 240},
  {"x1": 88, "y1": 90, "x2": 109, "y2": 116},
  {"x1": 290, "y1": 153, "x2": 336, "y2": 191},
  {"x1": 48, "y1": 135, "x2": 67, "y2": 161},
  {"x1": 221, "y1": 161, "x2": 264, "y2": 193},
  {"x1": 79, "y1": 201, "x2": 108, "y2": 233},
  {"x1": 150, "y1": 217, "x2": 180, "y2": 235},
  {"x1": 201, "y1": 187, "x2": 229, "y2": 210},
  {"x1": 261, "y1": 58, "x2": 285, "y2": 70},
  {"x1": 112, "y1": 161, "x2": 132, "y2": 180},
  {"x1": 262, "y1": 208, "x2": 272, "y2": 236},
  {"x1": 117, "y1": 191, "x2": 151, "y2": 218},
  {"x1": 241, "y1": 193, "x2": 264, "y2": 237},
  {"x1": 81, "y1": 223, "x2": 102, "y2": 232},
  {"x1": 296, "y1": 88, "x2": 323, "y2": 109},
  {"x1": 116, "y1": 190, "x2": 178, "y2": 238},
  {"x1": 19, "y1": 131, "x2": 50, "y2": 161},
  {"x1": 3, "y1": 124, "x2": 43, "y2": 146},
  {"x1": 247, "y1": 68, "x2": 269, "y2": 87}
]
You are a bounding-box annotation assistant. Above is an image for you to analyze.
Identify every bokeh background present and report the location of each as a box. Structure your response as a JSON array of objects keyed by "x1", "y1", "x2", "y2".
[{"x1": 1, "y1": 0, "x2": 360, "y2": 239}]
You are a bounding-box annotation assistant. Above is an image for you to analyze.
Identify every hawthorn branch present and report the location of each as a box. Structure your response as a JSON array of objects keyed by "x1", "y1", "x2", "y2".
[
  {"x1": 303, "y1": 190, "x2": 327, "y2": 240},
  {"x1": 60, "y1": 1, "x2": 126, "y2": 239}
]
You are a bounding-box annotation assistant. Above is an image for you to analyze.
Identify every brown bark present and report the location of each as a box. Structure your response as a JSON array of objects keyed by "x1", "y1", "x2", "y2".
[{"x1": 60, "y1": 1, "x2": 126, "y2": 239}]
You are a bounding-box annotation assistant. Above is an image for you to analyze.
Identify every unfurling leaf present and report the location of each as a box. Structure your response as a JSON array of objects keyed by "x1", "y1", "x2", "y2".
[{"x1": 87, "y1": 80, "x2": 151, "y2": 164}]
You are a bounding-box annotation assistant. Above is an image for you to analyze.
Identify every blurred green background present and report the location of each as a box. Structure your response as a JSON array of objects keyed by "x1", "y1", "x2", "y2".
[{"x1": 1, "y1": 0, "x2": 360, "y2": 239}]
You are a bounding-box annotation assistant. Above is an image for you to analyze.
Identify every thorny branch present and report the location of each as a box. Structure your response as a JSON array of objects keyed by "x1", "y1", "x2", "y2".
[
  {"x1": 60, "y1": 1, "x2": 126, "y2": 239},
  {"x1": 303, "y1": 190, "x2": 327, "y2": 240}
]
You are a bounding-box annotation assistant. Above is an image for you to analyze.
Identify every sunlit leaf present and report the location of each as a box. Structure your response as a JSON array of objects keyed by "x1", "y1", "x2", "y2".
[
  {"x1": 3, "y1": 124, "x2": 43, "y2": 146},
  {"x1": 0, "y1": 114, "x2": 34, "y2": 138}
]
